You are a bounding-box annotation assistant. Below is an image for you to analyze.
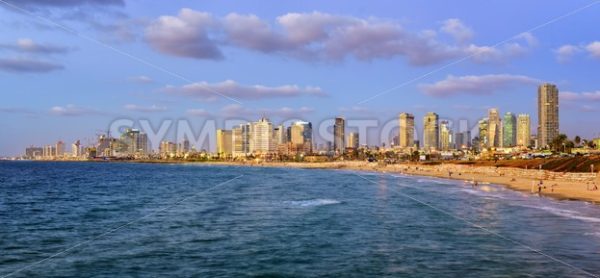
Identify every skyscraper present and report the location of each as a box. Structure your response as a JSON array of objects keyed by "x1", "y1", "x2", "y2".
[
  {"x1": 273, "y1": 125, "x2": 287, "y2": 146},
  {"x1": 488, "y1": 108, "x2": 501, "y2": 148},
  {"x1": 56, "y1": 141, "x2": 65, "y2": 157},
  {"x1": 439, "y1": 121, "x2": 453, "y2": 151},
  {"x1": 216, "y1": 129, "x2": 233, "y2": 156},
  {"x1": 333, "y1": 117, "x2": 345, "y2": 153},
  {"x1": 290, "y1": 121, "x2": 313, "y2": 153},
  {"x1": 347, "y1": 132, "x2": 359, "y2": 149},
  {"x1": 478, "y1": 118, "x2": 489, "y2": 150},
  {"x1": 423, "y1": 112, "x2": 439, "y2": 151},
  {"x1": 538, "y1": 83, "x2": 559, "y2": 148},
  {"x1": 72, "y1": 140, "x2": 81, "y2": 158},
  {"x1": 517, "y1": 114, "x2": 531, "y2": 147},
  {"x1": 249, "y1": 117, "x2": 274, "y2": 154},
  {"x1": 398, "y1": 113, "x2": 415, "y2": 148},
  {"x1": 503, "y1": 112, "x2": 517, "y2": 147},
  {"x1": 232, "y1": 123, "x2": 250, "y2": 157}
]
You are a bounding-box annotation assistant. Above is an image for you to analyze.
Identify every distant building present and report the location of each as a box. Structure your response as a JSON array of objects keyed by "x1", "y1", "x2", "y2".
[
  {"x1": 503, "y1": 112, "x2": 516, "y2": 147},
  {"x1": 72, "y1": 140, "x2": 82, "y2": 158},
  {"x1": 423, "y1": 112, "x2": 439, "y2": 151},
  {"x1": 398, "y1": 113, "x2": 415, "y2": 148},
  {"x1": 439, "y1": 121, "x2": 453, "y2": 151},
  {"x1": 517, "y1": 114, "x2": 531, "y2": 147},
  {"x1": 488, "y1": 108, "x2": 501, "y2": 148},
  {"x1": 159, "y1": 141, "x2": 176, "y2": 156},
  {"x1": 216, "y1": 129, "x2": 233, "y2": 156},
  {"x1": 120, "y1": 128, "x2": 148, "y2": 154},
  {"x1": 333, "y1": 117, "x2": 345, "y2": 153},
  {"x1": 55, "y1": 141, "x2": 65, "y2": 157},
  {"x1": 25, "y1": 146, "x2": 43, "y2": 159},
  {"x1": 538, "y1": 83, "x2": 559, "y2": 148},
  {"x1": 347, "y1": 132, "x2": 359, "y2": 149},
  {"x1": 454, "y1": 131, "x2": 471, "y2": 150}
]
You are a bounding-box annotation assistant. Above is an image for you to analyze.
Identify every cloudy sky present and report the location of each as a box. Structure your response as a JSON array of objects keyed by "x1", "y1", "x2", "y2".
[{"x1": 0, "y1": 0, "x2": 599, "y2": 155}]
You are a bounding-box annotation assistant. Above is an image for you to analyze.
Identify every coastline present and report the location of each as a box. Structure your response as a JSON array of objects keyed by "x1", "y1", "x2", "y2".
[{"x1": 14, "y1": 159, "x2": 600, "y2": 204}]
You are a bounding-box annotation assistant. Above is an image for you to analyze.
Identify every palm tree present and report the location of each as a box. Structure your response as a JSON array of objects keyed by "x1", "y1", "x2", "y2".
[
  {"x1": 551, "y1": 134, "x2": 568, "y2": 152},
  {"x1": 574, "y1": 136, "x2": 581, "y2": 147}
]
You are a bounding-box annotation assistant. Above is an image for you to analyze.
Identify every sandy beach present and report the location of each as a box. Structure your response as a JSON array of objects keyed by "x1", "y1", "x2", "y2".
[{"x1": 190, "y1": 160, "x2": 600, "y2": 204}]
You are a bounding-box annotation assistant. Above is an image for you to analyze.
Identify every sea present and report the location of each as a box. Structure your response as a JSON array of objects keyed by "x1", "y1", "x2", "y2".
[{"x1": 1, "y1": 161, "x2": 600, "y2": 277}]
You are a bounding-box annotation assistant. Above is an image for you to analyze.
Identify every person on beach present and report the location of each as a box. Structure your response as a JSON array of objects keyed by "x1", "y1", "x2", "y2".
[{"x1": 537, "y1": 180, "x2": 543, "y2": 196}]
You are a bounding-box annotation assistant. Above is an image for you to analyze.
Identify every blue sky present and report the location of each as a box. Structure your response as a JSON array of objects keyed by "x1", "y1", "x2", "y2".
[{"x1": 0, "y1": 0, "x2": 599, "y2": 155}]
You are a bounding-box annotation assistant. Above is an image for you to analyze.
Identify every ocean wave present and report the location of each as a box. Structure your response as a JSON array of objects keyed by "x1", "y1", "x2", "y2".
[
  {"x1": 283, "y1": 199, "x2": 342, "y2": 207},
  {"x1": 518, "y1": 204, "x2": 600, "y2": 224}
]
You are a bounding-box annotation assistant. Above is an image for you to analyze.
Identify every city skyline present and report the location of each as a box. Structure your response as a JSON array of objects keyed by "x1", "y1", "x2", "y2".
[{"x1": 1, "y1": 0, "x2": 600, "y2": 156}]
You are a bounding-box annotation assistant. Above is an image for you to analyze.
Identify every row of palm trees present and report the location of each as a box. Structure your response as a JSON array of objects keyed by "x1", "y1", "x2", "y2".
[{"x1": 550, "y1": 134, "x2": 597, "y2": 153}]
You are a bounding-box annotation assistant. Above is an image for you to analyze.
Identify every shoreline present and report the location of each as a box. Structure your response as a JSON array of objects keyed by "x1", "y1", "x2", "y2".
[{"x1": 11, "y1": 159, "x2": 600, "y2": 204}]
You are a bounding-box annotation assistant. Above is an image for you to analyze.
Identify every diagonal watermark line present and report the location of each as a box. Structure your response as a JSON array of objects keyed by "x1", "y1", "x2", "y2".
[
  {"x1": 353, "y1": 173, "x2": 599, "y2": 278},
  {"x1": 0, "y1": 0, "x2": 242, "y2": 105},
  {"x1": 356, "y1": 0, "x2": 600, "y2": 105},
  {"x1": 0, "y1": 175, "x2": 244, "y2": 278}
]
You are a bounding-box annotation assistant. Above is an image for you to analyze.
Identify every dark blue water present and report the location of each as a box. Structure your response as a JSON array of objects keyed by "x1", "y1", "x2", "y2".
[{"x1": 1, "y1": 162, "x2": 600, "y2": 277}]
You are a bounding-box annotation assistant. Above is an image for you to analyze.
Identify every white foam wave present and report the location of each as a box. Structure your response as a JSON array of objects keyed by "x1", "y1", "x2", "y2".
[
  {"x1": 284, "y1": 199, "x2": 341, "y2": 207},
  {"x1": 519, "y1": 204, "x2": 600, "y2": 224}
]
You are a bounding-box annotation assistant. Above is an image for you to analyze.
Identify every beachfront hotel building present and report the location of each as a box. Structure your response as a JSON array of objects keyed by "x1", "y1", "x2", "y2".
[
  {"x1": 249, "y1": 117, "x2": 274, "y2": 154},
  {"x1": 487, "y1": 108, "x2": 501, "y2": 148},
  {"x1": 273, "y1": 125, "x2": 287, "y2": 146},
  {"x1": 537, "y1": 83, "x2": 559, "y2": 148},
  {"x1": 216, "y1": 129, "x2": 233, "y2": 156},
  {"x1": 398, "y1": 113, "x2": 415, "y2": 149},
  {"x1": 334, "y1": 117, "x2": 345, "y2": 154},
  {"x1": 503, "y1": 112, "x2": 517, "y2": 147},
  {"x1": 517, "y1": 114, "x2": 531, "y2": 147},
  {"x1": 423, "y1": 112, "x2": 439, "y2": 151}
]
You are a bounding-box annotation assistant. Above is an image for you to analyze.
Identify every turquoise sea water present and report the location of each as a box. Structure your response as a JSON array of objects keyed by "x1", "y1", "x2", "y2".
[{"x1": 1, "y1": 161, "x2": 600, "y2": 277}]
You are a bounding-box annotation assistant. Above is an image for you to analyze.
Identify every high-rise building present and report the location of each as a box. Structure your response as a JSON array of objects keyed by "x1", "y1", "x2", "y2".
[
  {"x1": 249, "y1": 117, "x2": 274, "y2": 154},
  {"x1": 517, "y1": 114, "x2": 531, "y2": 147},
  {"x1": 398, "y1": 113, "x2": 415, "y2": 148},
  {"x1": 454, "y1": 131, "x2": 471, "y2": 150},
  {"x1": 347, "y1": 132, "x2": 359, "y2": 149},
  {"x1": 423, "y1": 112, "x2": 439, "y2": 151},
  {"x1": 333, "y1": 117, "x2": 345, "y2": 153},
  {"x1": 120, "y1": 128, "x2": 148, "y2": 154},
  {"x1": 538, "y1": 83, "x2": 559, "y2": 148},
  {"x1": 273, "y1": 125, "x2": 287, "y2": 146},
  {"x1": 503, "y1": 112, "x2": 517, "y2": 147},
  {"x1": 232, "y1": 123, "x2": 250, "y2": 157},
  {"x1": 488, "y1": 108, "x2": 501, "y2": 148},
  {"x1": 439, "y1": 121, "x2": 453, "y2": 151},
  {"x1": 216, "y1": 129, "x2": 233, "y2": 156},
  {"x1": 290, "y1": 121, "x2": 313, "y2": 153},
  {"x1": 478, "y1": 118, "x2": 489, "y2": 150}
]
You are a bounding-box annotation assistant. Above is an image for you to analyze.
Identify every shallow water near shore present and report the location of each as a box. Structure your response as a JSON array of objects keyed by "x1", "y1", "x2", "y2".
[{"x1": 1, "y1": 161, "x2": 600, "y2": 277}]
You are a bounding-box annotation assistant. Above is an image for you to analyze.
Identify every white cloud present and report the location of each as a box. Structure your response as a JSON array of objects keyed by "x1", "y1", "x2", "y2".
[
  {"x1": 585, "y1": 41, "x2": 600, "y2": 59},
  {"x1": 555, "y1": 44, "x2": 581, "y2": 63},
  {"x1": 0, "y1": 58, "x2": 64, "y2": 73},
  {"x1": 163, "y1": 80, "x2": 325, "y2": 101},
  {"x1": 419, "y1": 74, "x2": 540, "y2": 97},
  {"x1": 124, "y1": 104, "x2": 167, "y2": 113},
  {"x1": 440, "y1": 18, "x2": 473, "y2": 43},
  {"x1": 0, "y1": 38, "x2": 70, "y2": 54},
  {"x1": 144, "y1": 8, "x2": 222, "y2": 59},
  {"x1": 145, "y1": 9, "x2": 535, "y2": 65},
  {"x1": 560, "y1": 91, "x2": 600, "y2": 102},
  {"x1": 49, "y1": 105, "x2": 102, "y2": 116},
  {"x1": 128, "y1": 75, "x2": 153, "y2": 84}
]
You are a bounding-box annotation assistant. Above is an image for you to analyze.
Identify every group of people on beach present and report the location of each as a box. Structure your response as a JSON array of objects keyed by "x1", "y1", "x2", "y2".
[{"x1": 587, "y1": 181, "x2": 598, "y2": 191}]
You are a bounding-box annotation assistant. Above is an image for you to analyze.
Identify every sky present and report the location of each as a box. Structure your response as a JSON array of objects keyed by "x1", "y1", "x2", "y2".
[{"x1": 0, "y1": 0, "x2": 599, "y2": 156}]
